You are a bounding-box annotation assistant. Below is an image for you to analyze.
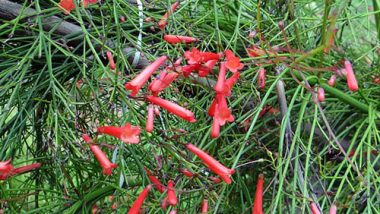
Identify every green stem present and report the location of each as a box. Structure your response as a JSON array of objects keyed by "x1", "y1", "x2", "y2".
[{"x1": 320, "y1": 83, "x2": 369, "y2": 113}]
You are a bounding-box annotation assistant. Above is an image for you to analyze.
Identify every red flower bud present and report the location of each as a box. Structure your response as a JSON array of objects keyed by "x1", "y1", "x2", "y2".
[
  {"x1": 106, "y1": 51, "x2": 116, "y2": 70},
  {"x1": 328, "y1": 75, "x2": 337, "y2": 86},
  {"x1": 161, "y1": 197, "x2": 168, "y2": 210},
  {"x1": 201, "y1": 199, "x2": 208, "y2": 214},
  {"x1": 127, "y1": 185, "x2": 152, "y2": 214},
  {"x1": 146, "y1": 104, "x2": 154, "y2": 132},
  {"x1": 144, "y1": 167, "x2": 165, "y2": 193},
  {"x1": 158, "y1": 2, "x2": 180, "y2": 29},
  {"x1": 344, "y1": 60, "x2": 358, "y2": 91},
  {"x1": 164, "y1": 35, "x2": 198, "y2": 44},
  {"x1": 252, "y1": 174, "x2": 264, "y2": 214},
  {"x1": 120, "y1": 16, "x2": 126, "y2": 23},
  {"x1": 125, "y1": 56, "x2": 168, "y2": 96},
  {"x1": 97, "y1": 123, "x2": 141, "y2": 144},
  {"x1": 167, "y1": 180, "x2": 178, "y2": 206},
  {"x1": 179, "y1": 168, "x2": 194, "y2": 177},
  {"x1": 317, "y1": 87, "x2": 325, "y2": 102},
  {"x1": 83, "y1": 134, "x2": 117, "y2": 176},
  {"x1": 329, "y1": 204, "x2": 337, "y2": 214},
  {"x1": 310, "y1": 202, "x2": 321, "y2": 214},
  {"x1": 186, "y1": 143, "x2": 235, "y2": 184},
  {"x1": 146, "y1": 96, "x2": 196, "y2": 122},
  {"x1": 92, "y1": 204, "x2": 98, "y2": 214}
]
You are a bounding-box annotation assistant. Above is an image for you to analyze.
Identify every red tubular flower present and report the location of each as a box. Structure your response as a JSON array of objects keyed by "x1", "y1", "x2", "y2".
[
  {"x1": 0, "y1": 159, "x2": 13, "y2": 174},
  {"x1": 146, "y1": 104, "x2": 154, "y2": 132},
  {"x1": 158, "y1": 2, "x2": 180, "y2": 29},
  {"x1": 146, "y1": 96, "x2": 196, "y2": 122},
  {"x1": 257, "y1": 68, "x2": 266, "y2": 90},
  {"x1": 328, "y1": 74, "x2": 337, "y2": 86},
  {"x1": 317, "y1": 87, "x2": 325, "y2": 102},
  {"x1": 211, "y1": 117, "x2": 220, "y2": 139},
  {"x1": 201, "y1": 52, "x2": 221, "y2": 62},
  {"x1": 181, "y1": 64, "x2": 201, "y2": 77},
  {"x1": 97, "y1": 123, "x2": 141, "y2": 144},
  {"x1": 125, "y1": 55, "x2": 168, "y2": 96},
  {"x1": 252, "y1": 174, "x2": 264, "y2": 214},
  {"x1": 184, "y1": 48, "x2": 203, "y2": 65},
  {"x1": 161, "y1": 197, "x2": 168, "y2": 210},
  {"x1": 214, "y1": 95, "x2": 234, "y2": 126},
  {"x1": 198, "y1": 65, "x2": 212, "y2": 77},
  {"x1": 213, "y1": 63, "x2": 227, "y2": 94},
  {"x1": 59, "y1": 0, "x2": 75, "y2": 14},
  {"x1": 149, "y1": 70, "x2": 167, "y2": 92},
  {"x1": 169, "y1": 210, "x2": 177, "y2": 214},
  {"x1": 83, "y1": 134, "x2": 117, "y2": 176},
  {"x1": 204, "y1": 60, "x2": 218, "y2": 71},
  {"x1": 148, "y1": 71, "x2": 179, "y2": 96},
  {"x1": 127, "y1": 185, "x2": 152, "y2": 214},
  {"x1": 310, "y1": 202, "x2": 321, "y2": 214},
  {"x1": 208, "y1": 98, "x2": 218, "y2": 117},
  {"x1": 106, "y1": 51, "x2": 116, "y2": 70},
  {"x1": 0, "y1": 161, "x2": 41, "y2": 180},
  {"x1": 154, "y1": 106, "x2": 161, "y2": 115},
  {"x1": 167, "y1": 180, "x2": 178, "y2": 206},
  {"x1": 225, "y1": 50, "x2": 244, "y2": 73},
  {"x1": 329, "y1": 204, "x2": 337, "y2": 214},
  {"x1": 164, "y1": 35, "x2": 198, "y2": 44},
  {"x1": 184, "y1": 48, "x2": 220, "y2": 65},
  {"x1": 185, "y1": 143, "x2": 235, "y2": 184},
  {"x1": 179, "y1": 168, "x2": 194, "y2": 177},
  {"x1": 144, "y1": 167, "x2": 165, "y2": 193},
  {"x1": 83, "y1": 0, "x2": 97, "y2": 7},
  {"x1": 201, "y1": 199, "x2": 208, "y2": 214},
  {"x1": 173, "y1": 57, "x2": 183, "y2": 66},
  {"x1": 224, "y1": 72, "x2": 240, "y2": 96},
  {"x1": 12, "y1": 163, "x2": 41, "y2": 175},
  {"x1": 344, "y1": 60, "x2": 358, "y2": 91}
]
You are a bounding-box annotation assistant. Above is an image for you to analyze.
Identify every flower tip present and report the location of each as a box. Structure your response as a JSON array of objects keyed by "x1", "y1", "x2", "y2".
[
  {"x1": 82, "y1": 134, "x2": 92, "y2": 143},
  {"x1": 146, "y1": 184, "x2": 153, "y2": 190}
]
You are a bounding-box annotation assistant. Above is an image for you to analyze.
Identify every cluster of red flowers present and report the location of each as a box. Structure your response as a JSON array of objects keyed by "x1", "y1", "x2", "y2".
[
  {"x1": 73, "y1": 1, "x2": 245, "y2": 211},
  {"x1": 0, "y1": 159, "x2": 41, "y2": 180}
]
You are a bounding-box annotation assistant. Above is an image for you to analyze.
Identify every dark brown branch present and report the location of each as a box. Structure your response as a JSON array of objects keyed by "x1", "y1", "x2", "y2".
[
  {"x1": 0, "y1": 0, "x2": 149, "y2": 68},
  {"x1": 0, "y1": 0, "x2": 81, "y2": 36}
]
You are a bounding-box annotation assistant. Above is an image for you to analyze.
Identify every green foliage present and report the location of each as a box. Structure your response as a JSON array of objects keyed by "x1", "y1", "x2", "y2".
[{"x1": 0, "y1": 0, "x2": 379, "y2": 213}]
